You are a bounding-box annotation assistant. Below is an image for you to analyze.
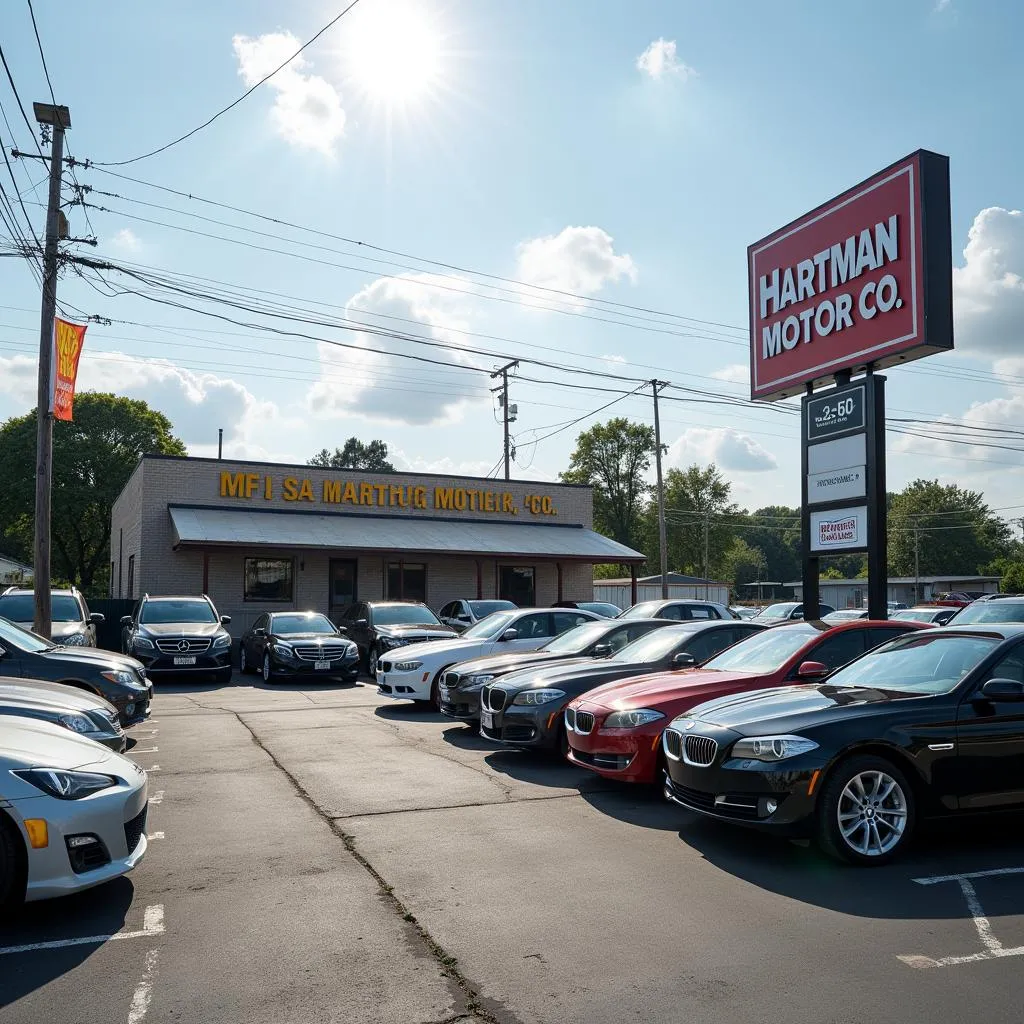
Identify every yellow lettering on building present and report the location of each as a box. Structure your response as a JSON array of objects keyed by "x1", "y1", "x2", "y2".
[
  {"x1": 323, "y1": 480, "x2": 341, "y2": 503},
  {"x1": 220, "y1": 471, "x2": 247, "y2": 498},
  {"x1": 264, "y1": 475, "x2": 273, "y2": 500},
  {"x1": 342, "y1": 482, "x2": 358, "y2": 505},
  {"x1": 390, "y1": 485, "x2": 407, "y2": 508},
  {"x1": 435, "y1": 487, "x2": 454, "y2": 510},
  {"x1": 485, "y1": 492, "x2": 495, "y2": 512},
  {"x1": 502, "y1": 493, "x2": 514, "y2": 513},
  {"x1": 359, "y1": 483, "x2": 373, "y2": 505},
  {"x1": 283, "y1": 477, "x2": 300, "y2": 501},
  {"x1": 298, "y1": 479, "x2": 314, "y2": 501},
  {"x1": 413, "y1": 486, "x2": 427, "y2": 509}
]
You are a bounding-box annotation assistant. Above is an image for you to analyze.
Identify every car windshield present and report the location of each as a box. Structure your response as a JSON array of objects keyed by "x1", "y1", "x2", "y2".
[
  {"x1": 271, "y1": 614, "x2": 335, "y2": 635},
  {"x1": 373, "y1": 605, "x2": 442, "y2": 626},
  {"x1": 140, "y1": 599, "x2": 217, "y2": 624},
  {"x1": 0, "y1": 594, "x2": 82, "y2": 622},
  {"x1": 891, "y1": 609, "x2": 937, "y2": 622},
  {"x1": 467, "y1": 600, "x2": 515, "y2": 617},
  {"x1": 758, "y1": 603, "x2": 797, "y2": 619},
  {"x1": 824, "y1": 633, "x2": 1000, "y2": 695},
  {"x1": 543, "y1": 622, "x2": 613, "y2": 653},
  {"x1": 462, "y1": 610, "x2": 518, "y2": 639},
  {"x1": 823, "y1": 611, "x2": 865, "y2": 622},
  {"x1": 618, "y1": 601, "x2": 665, "y2": 620},
  {"x1": 578, "y1": 603, "x2": 620, "y2": 617},
  {"x1": 0, "y1": 616, "x2": 52, "y2": 652},
  {"x1": 612, "y1": 626, "x2": 693, "y2": 663},
  {"x1": 702, "y1": 624, "x2": 818, "y2": 673},
  {"x1": 944, "y1": 602, "x2": 1024, "y2": 625}
]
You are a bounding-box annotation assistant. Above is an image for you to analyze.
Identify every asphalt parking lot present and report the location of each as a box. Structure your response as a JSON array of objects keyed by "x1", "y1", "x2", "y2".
[{"x1": 4, "y1": 677, "x2": 1024, "y2": 1024}]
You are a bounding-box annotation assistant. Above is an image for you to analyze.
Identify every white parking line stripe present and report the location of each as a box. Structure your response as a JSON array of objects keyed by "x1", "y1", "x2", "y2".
[
  {"x1": 899, "y1": 946, "x2": 1024, "y2": 969},
  {"x1": 913, "y1": 866, "x2": 1024, "y2": 885},
  {"x1": 145, "y1": 765, "x2": 161, "y2": 772},
  {"x1": 149, "y1": 791, "x2": 164, "y2": 805},
  {"x1": 958, "y1": 878, "x2": 1002, "y2": 952},
  {"x1": 127, "y1": 948, "x2": 160, "y2": 1024},
  {"x1": 132, "y1": 748, "x2": 158, "y2": 754},
  {"x1": 0, "y1": 904, "x2": 165, "y2": 956},
  {"x1": 147, "y1": 832, "x2": 165, "y2": 841}
]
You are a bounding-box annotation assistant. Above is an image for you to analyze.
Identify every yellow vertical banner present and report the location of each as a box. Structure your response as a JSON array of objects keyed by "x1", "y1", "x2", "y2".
[{"x1": 52, "y1": 317, "x2": 87, "y2": 421}]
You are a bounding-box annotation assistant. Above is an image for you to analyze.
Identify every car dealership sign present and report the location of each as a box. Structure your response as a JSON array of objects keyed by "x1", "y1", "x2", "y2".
[{"x1": 748, "y1": 150, "x2": 953, "y2": 403}]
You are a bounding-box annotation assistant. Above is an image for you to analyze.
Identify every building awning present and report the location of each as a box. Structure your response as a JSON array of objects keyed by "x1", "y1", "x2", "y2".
[{"x1": 168, "y1": 505, "x2": 645, "y2": 563}]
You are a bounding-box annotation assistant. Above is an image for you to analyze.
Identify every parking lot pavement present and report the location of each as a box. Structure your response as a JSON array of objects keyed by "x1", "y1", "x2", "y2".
[{"x1": 5, "y1": 678, "x2": 1024, "y2": 1023}]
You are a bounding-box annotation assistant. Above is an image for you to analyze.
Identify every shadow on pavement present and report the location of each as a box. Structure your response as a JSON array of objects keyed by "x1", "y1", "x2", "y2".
[
  {"x1": 374, "y1": 703, "x2": 445, "y2": 723},
  {"x1": 0, "y1": 877, "x2": 136, "y2": 1007}
]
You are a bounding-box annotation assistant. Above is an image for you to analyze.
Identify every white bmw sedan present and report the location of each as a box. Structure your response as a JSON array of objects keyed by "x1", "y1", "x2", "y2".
[
  {"x1": 376, "y1": 607, "x2": 601, "y2": 706},
  {"x1": 0, "y1": 717, "x2": 148, "y2": 905}
]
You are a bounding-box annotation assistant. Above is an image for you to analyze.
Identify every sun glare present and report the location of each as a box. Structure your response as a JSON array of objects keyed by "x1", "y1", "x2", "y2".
[{"x1": 346, "y1": 0, "x2": 444, "y2": 107}]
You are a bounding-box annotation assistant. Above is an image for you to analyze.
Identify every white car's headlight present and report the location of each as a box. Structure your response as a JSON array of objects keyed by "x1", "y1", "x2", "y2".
[
  {"x1": 731, "y1": 735, "x2": 819, "y2": 762},
  {"x1": 132, "y1": 636, "x2": 155, "y2": 651},
  {"x1": 61, "y1": 632, "x2": 89, "y2": 647},
  {"x1": 57, "y1": 712, "x2": 101, "y2": 734},
  {"x1": 212, "y1": 634, "x2": 232, "y2": 650},
  {"x1": 512, "y1": 688, "x2": 566, "y2": 706},
  {"x1": 13, "y1": 768, "x2": 119, "y2": 800},
  {"x1": 102, "y1": 669, "x2": 147, "y2": 690},
  {"x1": 467, "y1": 674, "x2": 494, "y2": 687},
  {"x1": 602, "y1": 709, "x2": 665, "y2": 729},
  {"x1": 393, "y1": 660, "x2": 423, "y2": 672}
]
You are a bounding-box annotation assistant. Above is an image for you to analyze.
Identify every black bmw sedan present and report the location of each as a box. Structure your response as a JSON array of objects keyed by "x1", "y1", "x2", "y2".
[
  {"x1": 662, "y1": 625, "x2": 1024, "y2": 865},
  {"x1": 240, "y1": 612, "x2": 360, "y2": 684}
]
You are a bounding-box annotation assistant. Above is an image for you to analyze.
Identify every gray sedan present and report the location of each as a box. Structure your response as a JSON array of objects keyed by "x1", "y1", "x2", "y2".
[{"x1": 0, "y1": 677, "x2": 125, "y2": 751}]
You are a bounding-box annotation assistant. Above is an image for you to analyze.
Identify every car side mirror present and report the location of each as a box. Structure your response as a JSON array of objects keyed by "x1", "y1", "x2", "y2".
[
  {"x1": 592, "y1": 643, "x2": 611, "y2": 658},
  {"x1": 980, "y1": 678, "x2": 1024, "y2": 701},
  {"x1": 500, "y1": 628, "x2": 519, "y2": 641},
  {"x1": 253, "y1": 627, "x2": 266, "y2": 638},
  {"x1": 457, "y1": 614, "x2": 472, "y2": 623},
  {"x1": 673, "y1": 652, "x2": 696, "y2": 668},
  {"x1": 354, "y1": 618, "x2": 368, "y2": 628},
  {"x1": 220, "y1": 615, "x2": 231, "y2": 625},
  {"x1": 797, "y1": 660, "x2": 829, "y2": 679},
  {"x1": 90, "y1": 612, "x2": 105, "y2": 624},
  {"x1": 120, "y1": 615, "x2": 132, "y2": 626}
]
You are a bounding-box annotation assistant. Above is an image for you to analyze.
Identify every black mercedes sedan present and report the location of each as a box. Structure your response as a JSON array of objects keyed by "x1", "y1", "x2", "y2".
[
  {"x1": 240, "y1": 611, "x2": 360, "y2": 684},
  {"x1": 479, "y1": 620, "x2": 766, "y2": 753},
  {"x1": 662, "y1": 625, "x2": 1024, "y2": 865},
  {"x1": 439, "y1": 617, "x2": 671, "y2": 723}
]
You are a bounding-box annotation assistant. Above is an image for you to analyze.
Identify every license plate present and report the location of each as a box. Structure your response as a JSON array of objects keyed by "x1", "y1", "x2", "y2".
[
  {"x1": 173, "y1": 656, "x2": 196, "y2": 665},
  {"x1": 314, "y1": 660, "x2": 330, "y2": 670},
  {"x1": 480, "y1": 709, "x2": 493, "y2": 729}
]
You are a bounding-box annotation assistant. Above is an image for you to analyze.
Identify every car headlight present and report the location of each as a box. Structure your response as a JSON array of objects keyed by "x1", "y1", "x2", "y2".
[
  {"x1": 212, "y1": 634, "x2": 232, "y2": 650},
  {"x1": 57, "y1": 712, "x2": 100, "y2": 734},
  {"x1": 132, "y1": 636, "x2": 155, "y2": 651},
  {"x1": 61, "y1": 632, "x2": 88, "y2": 647},
  {"x1": 730, "y1": 735, "x2": 819, "y2": 762},
  {"x1": 467, "y1": 674, "x2": 495, "y2": 687},
  {"x1": 512, "y1": 688, "x2": 566, "y2": 706},
  {"x1": 393, "y1": 660, "x2": 423, "y2": 672},
  {"x1": 273, "y1": 643, "x2": 297, "y2": 659},
  {"x1": 379, "y1": 636, "x2": 408, "y2": 650},
  {"x1": 101, "y1": 669, "x2": 147, "y2": 690},
  {"x1": 602, "y1": 709, "x2": 665, "y2": 729},
  {"x1": 13, "y1": 768, "x2": 119, "y2": 800}
]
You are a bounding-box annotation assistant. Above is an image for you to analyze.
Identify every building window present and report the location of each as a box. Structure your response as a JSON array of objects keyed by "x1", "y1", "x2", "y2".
[
  {"x1": 244, "y1": 557, "x2": 294, "y2": 602},
  {"x1": 499, "y1": 566, "x2": 535, "y2": 606},
  {"x1": 126, "y1": 555, "x2": 135, "y2": 599},
  {"x1": 387, "y1": 563, "x2": 427, "y2": 603}
]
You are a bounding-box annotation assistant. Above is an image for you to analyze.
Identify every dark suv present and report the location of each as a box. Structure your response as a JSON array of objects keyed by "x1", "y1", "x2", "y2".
[
  {"x1": 336, "y1": 601, "x2": 458, "y2": 673},
  {"x1": 121, "y1": 594, "x2": 233, "y2": 682},
  {"x1": 0, "y1": 586, "x2": 104, "y2": 646},
  {"x1": 0, "y1": 616, "x2": 152, "y2": 725}
]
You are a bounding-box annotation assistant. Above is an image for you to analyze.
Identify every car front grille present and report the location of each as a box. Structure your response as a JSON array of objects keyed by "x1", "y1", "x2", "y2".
[
  {"x1": 665, "y1": 777, "x2": 716, "y2": 811},
  {"x1": 571, "y1": 749, "x2": 633, "y2": 771},
  {"x1": 293, "y1": 644, "x2": 351, "y2": 661},
  {"x1": 482, "y1": 686, "x2": 506, "y2": 712},
  {"x1": 124, "y1": 805, "x2": 148, "y2": 853},
  {"x1": 574, "y1": 711, "x2": 595, "y2": 734},
  {"x1": 663, "y1": 729, "x2": 682, "y2": 760},
  {"x1": 683, "y1": 735, "x2": 719, "y2": 767},
  {"x1": 564, "y1": 707, "x2": 576, "y2": 731},
  {"x1": 155, "y1": 638, "x2": 211, "y2": 654}
]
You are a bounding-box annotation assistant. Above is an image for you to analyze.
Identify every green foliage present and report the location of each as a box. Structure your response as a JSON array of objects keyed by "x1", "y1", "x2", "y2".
[
  {"x1": 718, "y1": 537, "x2": 767, "y2": 591},
  {"x1": 738, "y1": 506, "x2": 801, "y2": 584},
  {"x1": 592, "y1": 563, "x2": 624, "y2": 580},
  {"x1": 561, "y1": 418, "x2": 657, "y2": 551},
  {"x1": 0, "y1": 394, "x2": 186, "y2": 595},
  {"x1": 1001, "y1": 562, "x2": 1024, "y2": 593},
  {"x1": 309, "y1": 438, "x2": 395, "y2": 472},
  {"x1": 821, "y1": 566, "x2": 844, "y2": 579}
]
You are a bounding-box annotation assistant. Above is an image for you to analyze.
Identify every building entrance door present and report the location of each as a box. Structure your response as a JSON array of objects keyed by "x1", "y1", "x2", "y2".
[{"x1": 329, "y1": 559, "x2": 358, "y2": 623}]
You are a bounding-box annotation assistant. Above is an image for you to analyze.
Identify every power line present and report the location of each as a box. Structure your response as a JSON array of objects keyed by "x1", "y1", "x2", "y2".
[
  {"x1": 26, "y1": 0, "x2": 56, "y2": 105},
  {"x1": 90, "y1": 0, "x2": 365, "y2": 167}
]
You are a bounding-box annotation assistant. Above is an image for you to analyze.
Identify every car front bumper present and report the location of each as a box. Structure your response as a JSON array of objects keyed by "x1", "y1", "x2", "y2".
[
  {"x1": 133, "y1": 648, "x2": 232, "y2": 676},
  {"x1": 376, "y1": 664, "x2": 434, "y2": 700},
  {"x1": 438, "y1": 681, "x2": 483, "y2": 721},
  {"x1": 270, "y1": 653, "x2": 360, "y2": 680},
  {"x1": 478, "y1": 699, "x2": 563, "y2": 750},
  {"x1": 566, "y1": 720, "x2": 661, "y2": 784},
  {"x1": 107, "y1": 686, "x2": 153, "y2": 728},
  {"x1": 8, "y1": 773, "x2": 149, "y2": 902}
]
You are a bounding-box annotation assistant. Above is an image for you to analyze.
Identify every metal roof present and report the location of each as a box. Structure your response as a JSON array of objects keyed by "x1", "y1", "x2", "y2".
[{"x1": 168, "y1": 505, "x2": 645, "y2": 562}]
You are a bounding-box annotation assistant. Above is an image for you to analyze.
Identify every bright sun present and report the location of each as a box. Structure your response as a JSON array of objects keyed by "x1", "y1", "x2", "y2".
[{"x1": 346, "y1": 0, "x2": 444, "y2": 107}]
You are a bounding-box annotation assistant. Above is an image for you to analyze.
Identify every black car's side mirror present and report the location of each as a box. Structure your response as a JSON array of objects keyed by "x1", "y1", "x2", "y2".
[
  {"x1": 592, "y1": 643, "x2": 611, "y2": 657},
  {"x1": 354, "y1": 618, "x2": 369, "y2": 628},
  {"x1": 120, "y1": 615, "x2": 132, "y2": 626},
  {"x1": 979, "y1": 678, "x2": 1024, "y2": 701},
  {"x1": 90, "y1": 612, "x2": 105, "y2": 624},
  {"x1": 253, "y1": 627, "x2": 266, "y2": 638},
  {"x1": 220, "y1": 615, "x2": 232, "y2": 626},
  {"x1": 673, "y1": 652, "x2": 696, "y2": 668}
]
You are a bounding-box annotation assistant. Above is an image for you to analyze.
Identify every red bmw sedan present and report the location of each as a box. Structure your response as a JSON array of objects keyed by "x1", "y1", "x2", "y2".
[{"x1": 565, "y1": 619, "x2": 929, "y2": 785}]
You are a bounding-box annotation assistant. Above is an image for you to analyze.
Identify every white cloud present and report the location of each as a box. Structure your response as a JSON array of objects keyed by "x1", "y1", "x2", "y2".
[
  {"x1": 953, "y1": 207, "x2": 1024, "y2": 358},
  {"x1": 665, "y1": 427, "x2": 777, "y2": 473},
  {"x1": 110, "y1": 228, "x2": 142, "y2": 253},
  {"x1": 308, "y1": 273, "x2": 487, "y2": 426},
  {"x1": 636, "y1": 39, "x2": 696, "y2": 81},
  {"x1": 711, "y1": 364, "x2": 749, "y2": 385},
  {"x1": 233, "y1": 32, "x2": 346, "y2": 155},
  {"x1": 934, "y1": 0, "x2": 952, "y2": 12},
  {"x1": 515, "y1": 226, "x2": 636, "y2": 300}
]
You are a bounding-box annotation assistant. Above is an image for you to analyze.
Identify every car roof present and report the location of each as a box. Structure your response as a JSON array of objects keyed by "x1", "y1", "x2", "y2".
[
  {"x1": 367, "y1": 600, "x2": 428, "y2": 607},
  {"x1": 938, "y1": 623, "x2": 1024, "y2": 639},
  {"x1": 145, "y1": 595, "x2": 211, "y2": 601}
]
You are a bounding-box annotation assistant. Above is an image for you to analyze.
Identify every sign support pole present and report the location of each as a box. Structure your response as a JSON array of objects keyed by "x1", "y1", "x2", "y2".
[
  {"x1": 800, "y1": 384, "x2": 820, "y2": 621},
  {"x1": 865, "y1": 372, "x2": 887, "y2": 620}
]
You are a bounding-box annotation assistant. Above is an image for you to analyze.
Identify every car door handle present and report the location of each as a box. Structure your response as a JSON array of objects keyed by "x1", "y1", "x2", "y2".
[{"x1": 927, "y1": 743, "x2": 955, "y2": 751}]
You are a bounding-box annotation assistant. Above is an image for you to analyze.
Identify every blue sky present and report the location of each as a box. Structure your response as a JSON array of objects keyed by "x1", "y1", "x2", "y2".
[{"x1": 2, "y1": 0, "x2": 1024, "y2": 514}]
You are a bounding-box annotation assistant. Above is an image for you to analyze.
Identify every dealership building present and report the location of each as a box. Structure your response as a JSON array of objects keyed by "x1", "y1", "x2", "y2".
[{"x1": 110, "y1": 456, "x2": 645, "y2": 634}]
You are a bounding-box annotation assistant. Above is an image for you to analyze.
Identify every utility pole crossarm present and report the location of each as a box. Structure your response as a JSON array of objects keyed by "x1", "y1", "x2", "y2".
[{"x1": 490, "y1": 360, "x2": 519, "y2": 481}]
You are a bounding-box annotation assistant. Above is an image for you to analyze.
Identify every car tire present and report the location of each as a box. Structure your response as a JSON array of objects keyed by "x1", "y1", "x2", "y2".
[
  {"x1": 367, "y1": 645, "x2": 380, "y2": 677},
  {"x1": 215, "y1": 667, "x2": 232, "y2": 684},
  {"x1": 262, "y1": 653, "x2": 275, "y2": 685},
  {"x1": 816, "y1": 754, "x2": 916, "y2": 865},
  {"x1": 239, "y1": 646, "x2": 252, "y2": 675},
  {"x1": 0, "y1": 813, "x2": 24, "y2": 908}
]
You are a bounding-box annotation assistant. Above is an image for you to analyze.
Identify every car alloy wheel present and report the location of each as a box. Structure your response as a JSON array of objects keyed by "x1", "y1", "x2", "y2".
[
  {"x1": 817, "y1": 755, "x2": 915, "y2": 865},
  {"x1": 368, "y1": 645, "x2": 379, "y2": 677},
  {"x1": 262, "y1": 652, "x2": 274, "y2": 684},
  {"x1": 239, "y1": 646, "x2": 248, "y2": 674}
]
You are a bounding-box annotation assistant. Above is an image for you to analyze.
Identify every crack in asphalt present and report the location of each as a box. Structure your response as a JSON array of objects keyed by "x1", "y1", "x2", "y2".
[
  {"x1": 332, "y1": 788, "x2": 618, "y2": 821},
  {"x1": 233, "y1": 710, "x2": 526, "y2": 1024}
]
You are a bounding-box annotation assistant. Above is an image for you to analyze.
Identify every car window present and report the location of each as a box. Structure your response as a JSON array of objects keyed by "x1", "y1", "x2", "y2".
[
  {"x1": 984, "y1": 649, "x2": 1024, "y2": 685},
  {"x1": 372, "y1": 605, "x2": 441, "y2": 626},
  {"x1": 864, "y1": 626, "x2": 915, "y2": 651},
  {"x1": 140, "y1": 599, "x2": 217, "y2": 624},
  {"x1": 439, "y1": 603, "x2": 454, "y2": 619},
  {"x1": 944, "y1": 602, "x2": 1024, "y2": 625},
  {"x1": 658, "y1": 605, "x2": 684, "y2": 621},
  {"x1": 0, "y1": 594, "x2": 83, "y2": 622},
  {"x1": 626, "y1": 622, "x2": 660, "y2": 643},
  {"x1": 253, "y1": 614, "x2": 268, "y2": 632},
  {"x1": 553, "y1": 611, "x2": 590, "y2": 633},
  {"x1": 272, "y1": 613, "x2": 336, "y2": 634},
  {"x1": 685, "y1": 606, "x2": 716, "y2": 620},
  {"x1": 806, "y1": 631, "x2": 867, "y2": 672},
  {"x1": 462, "y1": 611, "x2": 518, "y2": 639},
  {"x1": 613, "y1": 626, "x2": 695, "y2": 663},
  {"x1": 618, "y1": 601, "x2": 665, "y2": 620},
  {"x1": 703, "y1": 624, "x2": 818, "y2": 673},
  {"x1": 516, "y1": 612, "x2": 553, "y2": 639},
  {"x1": 684, "y1": 628, "x2": 732, "y2": 663}
]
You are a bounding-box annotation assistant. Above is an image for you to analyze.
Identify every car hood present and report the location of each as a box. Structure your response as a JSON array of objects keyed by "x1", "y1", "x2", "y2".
[
  {"x1": 495, "y1": 658, "x2": 660, "y2": 695},
  {"x1": 0, "y1": 679, "x2": 117, "y2": 715},
  {"x1": 447, "y1": 652, "x2": 594, "y2": 682},
  {"x1": 8, "y1": 620, "x2": 87, "y2": 640},
  {"x1": 0, "y1": 716, "x2": 124, "y2": 770},
  {"x1": 683, "y1": 682, "x2": 901, "y2": 734},
  {"x1": 574, "y1": 669, "x2": 764, "y2": 711},
  {"x1": 273, "y1": 632, "x2": 350, "y2": 643},
  {"x1": 35, "y1": 646, "x2": 145, "y2": 674},
  {"x1": 138, "y1": 622, "x2": 224, "y2": 637},
  {"x1": 376, "y1": 623, "x2": 457, "y2": 640},
  {"x1": 387, "y1": 636, "x2": 485, "y2": 660}
]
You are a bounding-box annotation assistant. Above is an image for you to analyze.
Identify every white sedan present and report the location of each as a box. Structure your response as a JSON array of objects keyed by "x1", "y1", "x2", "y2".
[
  {"x1": 376, "y1": 607, "x2": 601, "y2": 705},
  {"x1": 0, "y1": 717, "x2": 148, "y2": 904}
]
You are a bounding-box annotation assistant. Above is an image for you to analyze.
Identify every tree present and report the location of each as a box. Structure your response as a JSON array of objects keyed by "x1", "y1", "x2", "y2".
[
  {"x1": 719, "y1": 537, "x2": 767, "y2": 593},
  {"x1": 0, "y1": 394, "x2": 186, "y2": 595},
  {"x1": 309, "y1": 437, "x2": 394, "y2": 472},
  {"x1": 561, "y1": 418, "x2": 657, "y2": 551},
  {"x1": 888, "y1": 480, "x2": 1012, "y2": 577},
  {"x1": 1001, "y1": 562, "x2": 1024, "y2": 594},
  {"x1": 741, "y1": 506, "x2": 802, "y2": 585}
]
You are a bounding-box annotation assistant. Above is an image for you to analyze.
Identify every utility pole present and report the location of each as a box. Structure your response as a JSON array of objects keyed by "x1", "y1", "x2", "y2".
[
  {"x1": 491, "y1": 360, "x2": 519, "y2": 480},
  {"x1": 217, "y1": 428, "x2": 224, "y2": 460},
  {"x1": 651, "y1": 380, "x2": 668, "y2": 599},
  {"x1": 703, "y1": 513, "x2": 710, "y2": 599},
  {"x1": 914, "y1": 523, "x2": 920, "y2": 605},
  {"x1": 32, "y1": 103, "x2": 71, "y2": 640}
]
